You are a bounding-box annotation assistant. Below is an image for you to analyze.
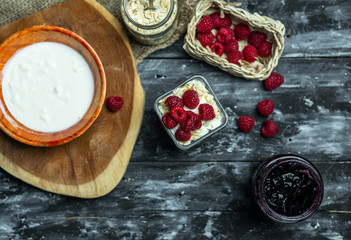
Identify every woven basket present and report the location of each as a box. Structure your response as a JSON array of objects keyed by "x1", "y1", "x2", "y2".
[{"x1": 183, "y1": 0, "x2": 285, "y2": 80}]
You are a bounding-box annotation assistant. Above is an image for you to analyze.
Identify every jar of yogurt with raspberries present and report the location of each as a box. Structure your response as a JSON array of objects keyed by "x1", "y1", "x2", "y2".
[
  {"x1": 154, "y1": 75, "x2": 228, "y2": 150},
  {"x1": 121, "y1": 0, "x2": 179, "y2": 45}
]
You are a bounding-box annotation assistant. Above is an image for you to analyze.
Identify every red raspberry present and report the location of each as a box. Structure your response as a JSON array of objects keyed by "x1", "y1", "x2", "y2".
[
  {"x1": 197, "y1": 32, "x2": 215, "y2": 47},
  {"x1": 237, "y1": 116, "x2": 255, "y2": 133},
  {"x1": 261, "y1": 120, "x2": 278, "y2": 137},
  {"x1": 180, "y1": 111, "x2": 202, "y2": 131},
  {"x1": 165, "y1": 96, "x2": 184, "y2": 109},
  {"x1": 106, "y1": 96, "x2": 124, "y2": 112},
  {"x1": 227, "y1": 51, "x2": 243, "y2": 66},
  {"x1": 198, "y1": 104, "x2": 215, "y2": 120},
  {"x1": 258, "y1": 41, "x2": 272, "y2": 57},
  {"x1": 210, "y1": 42, "x2": 224, "y2": 56},
  {"x1": 248, "y1": 31, "x2": 267, "y2": 48},
  {"x1": 216, "y1": 28, "x2": 234, "y2": 44},
  {"x1": 223, "y1": 39, "x2": 238, "y2": 54},
  {"x1": 197, "y1": 15, "x2": 215, "y2": 33},
  {"x1": 162, "y1": 113, "x2": 178, "y2": 129},
  {"x1": 209, "y1": 12, "x2": 220, "y2": 28},
  {"x1": 175, "y1": 128, "x2": 191, "y2": 142},
  {"x1": 264, "y1": 72, "x2": 284, "y2": 90},
  {"x1": 243, "y1": 45, "x2": 257, "y2": 62},
  {"x1": 257, "y1": 99, "x2": 274, "y2": 117},
  {"x1": 170, "y1": 106, "x2": 187, "y2": 122},
  {"x1": 182, "y1": 90, "x2": 199, "y2": 109},
  {"x1": 234, "y1": 23, "x2": 251, "y2": 40},
  {"x1": 218, "y1": 14, "x2": 232, "y2": 28}
]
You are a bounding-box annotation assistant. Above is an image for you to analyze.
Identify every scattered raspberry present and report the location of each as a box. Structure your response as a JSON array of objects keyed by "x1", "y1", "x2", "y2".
[
  {"x1": 218, "y1": 14, "x2": 232, "y2": 28},
  {"x1": 261, "y1": 120, "x2": 278, "y2": 137},
  {"x1": 223, "y1": 39, "x2": 239, "y2": 54},
  {"x1": 182, "y1": 90, "x2": 200, "y2": 109},
  {"x1": 106, "y1": 96, "x2": 124, "y2": 112},
  {"x1": 237, "y1": 116, "x2": 255, "y2": 133},
  {"x1": 162, "y1": 113, "x2": 178, "y2": 129},
  {"x1": 264, "y1": 72, "x2": 284, "y2": 90},
  {"x1": 257, "y1": 99, "x2": 274, "y2": 117},
  {"x1": 209, "y1": 12, "x2": 220, "y2": 28},
  {"x1": 227, "y1": 51, "x2": 243, "y2": 66},
  {"x1": 258, "y1": 41, "x2": 272, "y2": 57},
  {"x1": 248, "y1": 31, "x2": 267, "y2": 48},
  {"x1": 197, "y1": 32, "x2": 215, "y2": 47},
  {"x1": 216, "y1": 28, "x2": 234, "y2": 44},
  {"x1": 165, "y1": 96, "x2": 184, "y2": 109},
  {"x1": 170, "y1": 106, "x2": 187, "y2": 122},
  {"x1": 197, "y1": 15, "x2": 215, "y2": 33},
  {"x1": 243, "y1": 45, "x2": 258, "y2": 62},
  {"x1": 198, "y1": 104, "x2": 215, "y2": 120},
  {"x1": 210, "y1": 42, "x2": 224, "y2": 56},
  {"x1": 234, "y1": 23, "x2": 251, "y2": 40},
  {"x1": 180, "y1": 111, "x2": 202, "y2": 131},
  {"x1": 175, "y1": 128, "x2": 191, "y2": 142}
]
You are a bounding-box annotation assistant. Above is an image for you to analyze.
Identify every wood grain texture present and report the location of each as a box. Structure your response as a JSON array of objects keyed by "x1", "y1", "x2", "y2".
[{"x1": 0, "y1": 0, "x2": 145, "y2": 198}]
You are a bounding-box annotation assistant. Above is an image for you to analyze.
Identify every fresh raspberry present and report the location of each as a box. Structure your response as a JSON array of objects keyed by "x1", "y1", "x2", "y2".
[
  {"x1": 248, "y1": 31, "x2": 267, "y2": 48},
  {"x1": 227, "y1": 51, "x2": 243, "y2": 66},
  {"x1": 180, "y1": 111, "x2": 202, "y2": 131},
  {"x1": 182, "y1": 90, "x2": 200, "y2": 109},
  {"x1": 162, "y1": 113, "x2": 178, "y2": 129},
  {"x1": 257, "y1": 99, "x2": 274, "y2": 117},
  {"x1": 264, "y1": 72, "x2": 284, "y2": 90},
  {"x1": 210, "y1": 42, "x2": 224, "y2": 56},
  {"x1": 258, "y1": 41, "x2": 272, "y2": 57},
  {"x1": 209, "y1": 12, "x2": 220, "y2": 28},
  {"x1": 261, "y1": 120, "x2": 278, "y2": 137},
  {"x1": 243, "y1": 45, "x2": 257, "y2": 62},
  {"x1": 198, "y1": 104, "x2": 215, "y2": 120},
  {"x1": 165, "y1": 96, "x2": 184, "y2": 109},
  {"x1": 197, "y1": 15, "x2": 215, "y2": 33},
  {"x1": 237, "y1": 116, "x2": 255, "y2": 133},
  {"x1": 106, "y1": 96, "x2": 124, "y2": 112},
  {"x1": 223, "y1": 39, "x2": 238, "y2": 54},
  {"x1": 175, "y1": 128, "x2": 191, "y2": 142},
  {"x1": 216, "y1": 28, "x2": 234, "y2": 44},
  {"x1": 170, "y1": 106, "x2": 187, "y2": 122},
  {"x1": 234, "y1": 23, "x2": 251, "y2": 40},
  {"x1": 197, "y1": 32, "x2": 215, "y2": 47},
  {"x1": 218, "y1": 14, "x2": 232, "y2": 28}
]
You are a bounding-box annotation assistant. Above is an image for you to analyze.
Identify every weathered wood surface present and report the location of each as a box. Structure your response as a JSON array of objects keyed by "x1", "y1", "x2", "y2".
[{"x1": 1, "y1": 0, "x2": 351, "y2": 239}]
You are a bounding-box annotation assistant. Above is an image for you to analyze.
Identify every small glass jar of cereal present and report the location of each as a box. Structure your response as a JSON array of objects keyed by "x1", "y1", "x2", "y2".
[{"x1": 121, "y1": 0, "x2": 179, "y2": 45}]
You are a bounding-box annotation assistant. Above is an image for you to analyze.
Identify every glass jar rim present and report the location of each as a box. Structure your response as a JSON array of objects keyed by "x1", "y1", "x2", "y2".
[
  {"x1": 122, "y1": 0, "x2": 175, "y2": 29},
  {"x1": 253, "y1": 154, "x2": 324, "y2": 223}
]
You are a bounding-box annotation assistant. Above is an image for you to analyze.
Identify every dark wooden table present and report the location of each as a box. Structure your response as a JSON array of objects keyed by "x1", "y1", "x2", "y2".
[{"x1": 1, "y1": 0, "x2": 351, "y2": 239}]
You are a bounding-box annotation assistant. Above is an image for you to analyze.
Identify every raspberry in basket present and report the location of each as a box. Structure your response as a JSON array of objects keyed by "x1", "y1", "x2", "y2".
[
  {"x1": 224, "y1": 39, "x2": 239, "y2": 54},
  {"x1": 243, "y1": 45, "x2": 258, "y2": 62},
  {"x1": 217, "y1": 28, "x2": 235, "y2": 44},
  {"x1": 182, "y1": 90, "x2": 200, "y2": 109},
  {"x1": 257, "y1": 99, "x2": 274, "y2": 117},
  {"x1": 261, "y1": 120, "x2": 278, "y2": 137},
  {"x1": 248, "y1": 31, "x2": 267, "y2": 49},
  {"x1": 197, "y1": 15, "x2": 215, "y2": 33},
  {"x1": 258, "y1": 41, "x2": 272, "y2": 57},
  {"x1": 209, "y1": 12, "x2": 221, "y2": 28},
  {"x1": 197, "y1": 32, "x2": 215, "y2": 47},
  {"x1": 210, "y1": 42, "x2": 224, "y2": 56},
  {"x1": 264, "y1": 72, "x2": 284, "y2": 90},
  {"x1": 218, "y1": 14, "x2": 232, "y2": 28},
  {"x1": 234, "y1": 23, "x2": 251, "y2": 40},
  {"x1": 165, "y1": 95, "x2": 184, "y2": 109},
  {"x1": 238, "y1": 116, "x2": 255, "y2": 133},
  {"x1": 227, "y1": 51, "x2": 243, "y2": 66}
]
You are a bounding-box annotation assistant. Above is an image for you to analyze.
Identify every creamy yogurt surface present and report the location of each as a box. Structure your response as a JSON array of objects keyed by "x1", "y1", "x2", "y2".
[{"x1": 1, "y1": 42, "x2": 94, "y2": 132}]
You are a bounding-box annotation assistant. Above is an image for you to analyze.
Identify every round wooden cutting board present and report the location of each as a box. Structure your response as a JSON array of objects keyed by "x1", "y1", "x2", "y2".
[{"x1": 0, "y1": 0, "x2": 145, "y2": 198}]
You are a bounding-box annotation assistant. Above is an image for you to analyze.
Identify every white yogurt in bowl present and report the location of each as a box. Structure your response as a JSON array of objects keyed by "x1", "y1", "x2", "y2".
[{"x1": 1, "y1": 42, "x2": 94, "y2": 133}]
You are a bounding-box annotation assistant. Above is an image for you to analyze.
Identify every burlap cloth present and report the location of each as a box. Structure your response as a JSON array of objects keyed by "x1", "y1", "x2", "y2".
[{"x1": 0, "y1": 0, "x2": 197, "y2": 65}]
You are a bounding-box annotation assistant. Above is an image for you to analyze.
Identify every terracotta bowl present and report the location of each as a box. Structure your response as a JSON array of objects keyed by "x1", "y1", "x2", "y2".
[{"x1": 0, "y1": 25, "x2": 106, "y2": 147}]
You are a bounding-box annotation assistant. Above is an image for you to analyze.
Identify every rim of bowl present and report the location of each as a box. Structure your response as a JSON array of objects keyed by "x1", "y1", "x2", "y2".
[{"x1": 0, "y1": 25, "x2": 106, "y2": 147}]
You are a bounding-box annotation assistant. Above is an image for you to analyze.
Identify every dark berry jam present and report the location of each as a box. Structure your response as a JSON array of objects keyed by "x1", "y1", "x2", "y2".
[
  {"x1": 263, "y1": 162, "x2": 317, "y2": 216},
  {"x1": 253, "y1": 155, "x2": 324, "y2": 223}
]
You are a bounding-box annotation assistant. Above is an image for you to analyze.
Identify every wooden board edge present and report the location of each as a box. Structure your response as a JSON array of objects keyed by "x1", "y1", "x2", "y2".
[{"x1": 0, "y1": 0, "x2": 145, "y2": 198}]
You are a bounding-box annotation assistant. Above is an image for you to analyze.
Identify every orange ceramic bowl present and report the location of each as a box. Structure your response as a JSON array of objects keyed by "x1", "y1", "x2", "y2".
[{"x1": 0, "y1": 25, "x2": 106, "y2": 147}]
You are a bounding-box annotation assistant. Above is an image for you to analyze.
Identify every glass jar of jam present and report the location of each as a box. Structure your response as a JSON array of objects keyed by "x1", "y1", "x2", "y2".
[
  {"x1": 121, "y1": 0, "x2": 179, "y2": 45},
  {"x1": 253, "y1": 154, "x2": 324, "y2": 223}
]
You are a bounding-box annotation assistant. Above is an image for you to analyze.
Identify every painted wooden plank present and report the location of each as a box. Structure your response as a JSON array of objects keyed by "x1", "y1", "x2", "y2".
[{"x1": 135, "y1": 58, "x2": 351, "y2": 162}]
